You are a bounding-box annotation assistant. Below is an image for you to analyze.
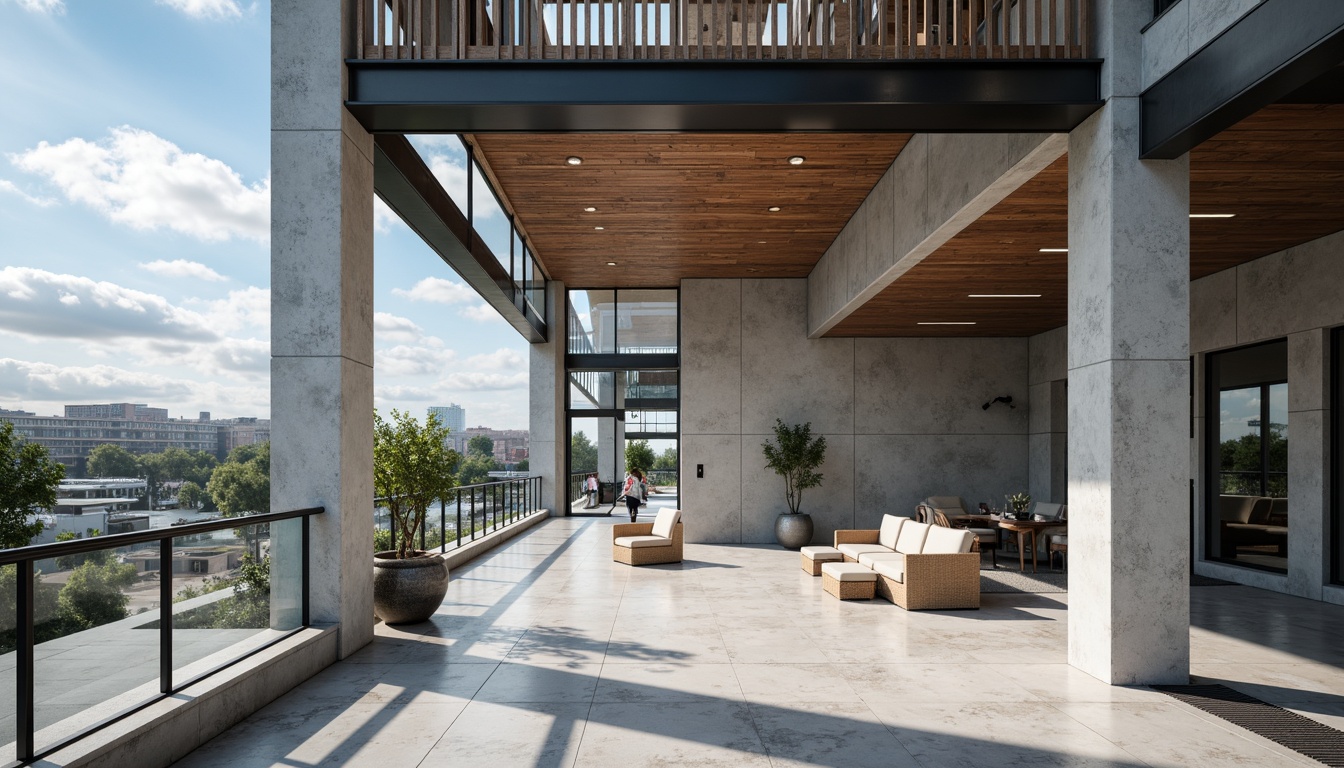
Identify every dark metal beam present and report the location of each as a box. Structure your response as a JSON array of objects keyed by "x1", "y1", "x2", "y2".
[
  {"x1": 347, "y1": 59, "x2": 1102, "y2": 133},
  {"x1": 1141, "y1": 0, "x2": 1344, "y2": 159},
  {"x1": 373, "y1": 135, "x2": 546, "y2": 343}
]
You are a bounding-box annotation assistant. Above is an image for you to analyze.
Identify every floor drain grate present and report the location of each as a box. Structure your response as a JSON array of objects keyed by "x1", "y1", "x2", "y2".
[{"x1": 1154, "y1": 684, "x2": 1344, "y2": 767}]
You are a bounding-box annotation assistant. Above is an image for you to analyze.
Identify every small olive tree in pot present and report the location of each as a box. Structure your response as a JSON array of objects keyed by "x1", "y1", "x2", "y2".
[
  {"x1": 761, "y1": 419, "x2": 827, "y2": 549},
  {"x1": 373, "y1": 409, "x2": 461, "y2": 624}
]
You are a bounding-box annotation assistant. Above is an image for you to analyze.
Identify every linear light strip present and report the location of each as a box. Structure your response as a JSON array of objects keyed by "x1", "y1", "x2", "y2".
[
  {"x1": 967, "y1": 294, "x2": 1041, "y2": 298},
  {"x1": 917, "y1": 322, "x2": 977, "y2": 325},
  {"x1": 1189, "y1": 213, "x2": 1235, "y2": 218}
]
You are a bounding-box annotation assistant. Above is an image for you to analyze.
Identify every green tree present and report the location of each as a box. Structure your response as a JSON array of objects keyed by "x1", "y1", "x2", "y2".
[
  {"x1": 0, "y1": 421, "x2": 64, "y2": 549},
  {"x1": 86, "y1": 444, "x2": 140, "y2": 478},
  {"x1": 210, "y1": 555, "x2": 271, "y2": 627},
  {"x1": 208, "y1": 442, "x2": 271, "y2": 516},
  {"x1": 457, "y1": 454, "x2": 495, "y2": 486},
  {"x1": 625, "y1": 439, "x2": 655, "y2": 474},
  {"x1": 570, "y1": 431, "x2": 598, "y2": 473},
  {"x1": 467, "y1": 434, "x2": 495, "y2": 458},
  {"x1": 374, "y1": 410, "x2": 460, "y2": 558},
  {"x1": 515, "y1": 458, "x2": 529, "y2": 471},
  {"x1": 761, "y1": 420, "x2": 827, "y2": 516},
  {"x1": 178, "y1": 481, "x2": 206, "y2": 509},
  {"x1": 57, "y1": 560, "x2": 137, "y2": 631},
  {"x1": 652, "y1": 447, "x2": 678, "y2": 471}
]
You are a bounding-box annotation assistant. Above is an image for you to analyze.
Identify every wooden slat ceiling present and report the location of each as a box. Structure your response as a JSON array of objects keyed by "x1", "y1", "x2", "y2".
[
  {"x1": 831, "y1": 103, "x2": 1344, "y2": 337},
  {"x1": 471, "y1": 133, "x2": 910, "y2": 287}
]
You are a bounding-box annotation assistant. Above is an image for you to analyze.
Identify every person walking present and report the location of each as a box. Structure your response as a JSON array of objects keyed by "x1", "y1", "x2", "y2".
[
  {"x1": 583, "y1": 473, "x2": 598, "y2": 509},
  {"x1": 622, "y1": 468, "x2": 645, "y2": 523}
]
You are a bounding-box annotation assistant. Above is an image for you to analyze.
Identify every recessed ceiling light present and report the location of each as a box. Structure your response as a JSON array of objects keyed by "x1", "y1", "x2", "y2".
[
  {"x1": 757, "y1": 240, "x2": 767, "y2": 244},
  {"x1": 606, "y1": 261, "x2": 617, "y2": 266},
  {"x1": 594, "y1": 226, "x2": 604, "y2": 230},
  {"x1": 566, "y1": 156, "x2": 583, "y2": 166},
  {"x1": 788, "y1": 156, "x2": 805, "y2": 165},
  {"x1": 968, "y1": 294, "x2": 1042, "y2": 298},
  {"x1": 1189, "y1": 213, "x2": 1235, "y2": 218},
  {"x1": 767, "y1": 206, "x2": 781, "y2": 212},
  {"x1": 1038, "y1": 248, "x2": 1068, "y2": 253},
  {"x1": 917, "y1": 322, "x2": 977, "y2": 325},
  {"x1": 584, "y1": 206, "x2": 597, "y2": 212}
]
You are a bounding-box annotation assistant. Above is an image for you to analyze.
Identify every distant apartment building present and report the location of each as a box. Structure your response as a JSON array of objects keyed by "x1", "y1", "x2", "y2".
[
  {"x1": 427, "y1": 404, "x2": 466, "y2": 434},
  {"x1": 0, "y1": 403, "x2": 270, "y2": 474},
  {"x1": 447, "y1": 426, "x2": 529, "y2": 465}
]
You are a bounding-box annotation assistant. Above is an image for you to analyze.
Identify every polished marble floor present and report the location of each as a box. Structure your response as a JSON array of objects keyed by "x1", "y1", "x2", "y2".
[{"x1": 173, "y1": 515, "x2": 1344, "y2": 767}]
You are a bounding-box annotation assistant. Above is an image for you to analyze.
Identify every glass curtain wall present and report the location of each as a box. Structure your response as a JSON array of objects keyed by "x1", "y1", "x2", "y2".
[
  {"x1": 1206, "y1": 340, "x2": 1289, "y2": 572},
  {"x1": 1334, "y1": 328, "x2": 1343, "y2": 584}
]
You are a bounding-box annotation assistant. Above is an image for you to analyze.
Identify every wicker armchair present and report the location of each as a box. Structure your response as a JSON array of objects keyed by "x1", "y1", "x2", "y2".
[{"x1": 612, "y1": 507, "x2": 683, "y2": 566}]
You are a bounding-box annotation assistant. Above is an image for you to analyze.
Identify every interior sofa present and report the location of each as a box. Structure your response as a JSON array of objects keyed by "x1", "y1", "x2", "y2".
[
  {"x1": 1218, "y1": 494, "x2": 1287, "y2": 557},
  {"x1": 612, "y1": 507, "x2": 683, "y2": 565},
  {"x1": 834, "y1": 515, "x2": 980, "y2": 610}
]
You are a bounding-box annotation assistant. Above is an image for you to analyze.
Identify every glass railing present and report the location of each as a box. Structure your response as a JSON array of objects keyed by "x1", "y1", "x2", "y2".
[
  {"x1": 0, "y1": 506, "x2": 323, "y2": 763},
  {"x1": 377, "y1": 476, "x2": 542, "y2": 554}
]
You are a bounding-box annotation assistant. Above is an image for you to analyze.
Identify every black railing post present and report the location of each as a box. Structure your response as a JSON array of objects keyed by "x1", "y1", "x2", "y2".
[
  {"x1": 456, "y1": 491, "x2": 463, "y2": 548},
  {"x1": 17, "y1": 560, "x2": 34, "y2": 761},
  {"x1": 301, "y1": 514, "x2": 311, "y2": 626},
  {"x1": 160, "y1": 538, "x2": 173, "y2": 694},
  {"x1": 440, "y1": 498, "x2": 446, "y2": 554}
]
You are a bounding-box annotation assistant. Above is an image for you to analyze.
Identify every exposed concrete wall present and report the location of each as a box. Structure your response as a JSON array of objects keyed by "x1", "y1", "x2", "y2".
[
  {"x1": 1189, "y1": 229, "x2": 1344, "y2": 601},
  {"x1": 1142, "y1": 0, "x2": 1264, "y2": 90},
  {"x1": 1028, "y1": 326, "x2": 1068, "y2": 505},
  {"x1": 529, "y1": 281, "x2": 567, "y2": 514},
  {"x1": 806, "y1": 133, "x2": 1067, "y2": 338},
  {"x1": 681, "y1": 278, "x2": 1029, "y2": 546}
]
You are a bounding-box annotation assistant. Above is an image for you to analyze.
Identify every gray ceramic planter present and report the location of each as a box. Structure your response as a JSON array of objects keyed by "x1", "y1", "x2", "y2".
[
  {"x1": 775, "y1": 513, "x2": 814, "y2": 550},
  {"x1": 373, "y1": 551, "x2": 449, "y2": 624}
]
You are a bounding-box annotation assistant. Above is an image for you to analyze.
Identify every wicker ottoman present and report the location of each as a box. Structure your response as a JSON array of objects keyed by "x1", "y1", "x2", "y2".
[
  {"x1": 821, "y1": 562, "x2": 877, "y2": 600},
  {"x1": 800, "y1": 545, "x2": 844, "y2": 576}
]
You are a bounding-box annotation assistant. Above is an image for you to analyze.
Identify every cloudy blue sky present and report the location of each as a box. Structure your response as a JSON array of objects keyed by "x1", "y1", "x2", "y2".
[{"x1": 0, "y1": 0, "x2": 530, "y2": 428}]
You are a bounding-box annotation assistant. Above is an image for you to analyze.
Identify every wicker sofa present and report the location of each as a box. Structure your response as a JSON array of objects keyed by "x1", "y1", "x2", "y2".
[
  {"x1": 612, "y1": 507, "x2": 683, "y2": 565},
  {"x1": 834, "y1": 515, "x2": 980, "y2": 610}
]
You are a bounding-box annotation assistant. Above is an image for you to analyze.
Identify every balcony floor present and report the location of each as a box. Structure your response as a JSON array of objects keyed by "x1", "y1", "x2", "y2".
[{"x1": 174, "y1": 516, "x2": 1344, "y2": 767}]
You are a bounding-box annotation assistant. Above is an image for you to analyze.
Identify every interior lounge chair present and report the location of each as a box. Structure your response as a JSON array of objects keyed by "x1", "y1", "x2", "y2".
[
  {"x1": 924, "y1": 505, "x2": 996, "y2": 568},
  {"x1": 612, "y1": 507, "x2": 683, "y2": 565}
]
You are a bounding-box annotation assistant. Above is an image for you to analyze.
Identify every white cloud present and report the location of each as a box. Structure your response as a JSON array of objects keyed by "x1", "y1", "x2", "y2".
[
  {"x1": 444, "y1": 371, "x2": 527, "y2": 391},
  {"x1": 425, "y1": 154, "x2": 500, "y2": 219},
  {"x1": 11, "y1": 126, "x2": 269, "y2": 243},
  {"x1": 0, "y1": 267, "x2": 216, "y2": 342},
  {"x1": 374, "y1": 197, "x2": 400, "y2": 234},
  {"x1": 0, "y1": 179, "x2": 55, "y2": 206},
  {"x1": 376, "y1": 344, "x2": 456, "y2": 377},
  {"x1": 464, "y1": 347, "x2": 525, "y2": 372},
  {"x1": 393, "y1": 277, "x2": 476, "y2": 305},
  {"x1": 201, "y1": 286, "x2": 269, "y2": 333},
  {"x1": 375, "y1": 385, "x2": 439, "y2": 402},
  {"x1": 138, "y1": 259, "x2": 227, "y2": 282},
  {"x1": 373, "y1": 312, "x2": 425, "y2": 344},
  {"x1": 460, "y1": 302, "x2": 506, "y2": 323},
  {"x1": 0, "y1": 358, "x2": 269, "y2": 417},
  {"x1": 156, "y1": 0, "x2": 244, "y2": 19},
  {"x1": 11, "y1": 0, "x2": 64, "y2": 13}
]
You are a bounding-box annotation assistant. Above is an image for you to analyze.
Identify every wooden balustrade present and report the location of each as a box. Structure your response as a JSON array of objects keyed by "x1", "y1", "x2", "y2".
[{"x1": 357, "y1": 0, "x2": 1087, "y2": 61}]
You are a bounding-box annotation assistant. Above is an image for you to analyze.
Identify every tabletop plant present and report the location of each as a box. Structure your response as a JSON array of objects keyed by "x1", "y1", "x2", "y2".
[
  {"x1": 761, "y1": 419, "x2": 827, "y2": 515},
  {"x1": 1008, "y1": 492, "x2": 1032, "y2": 518}
]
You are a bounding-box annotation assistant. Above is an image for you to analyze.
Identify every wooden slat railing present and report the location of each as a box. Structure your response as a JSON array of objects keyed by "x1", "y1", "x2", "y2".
[{"x1": 357, "y1": 0, "x2": 1087, "y2": 61}]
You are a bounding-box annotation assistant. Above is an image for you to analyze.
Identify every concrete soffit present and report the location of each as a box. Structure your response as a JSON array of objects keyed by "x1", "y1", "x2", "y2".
[{"x1": 806, "y1": 132, "x2": 1068, "y2": 338}]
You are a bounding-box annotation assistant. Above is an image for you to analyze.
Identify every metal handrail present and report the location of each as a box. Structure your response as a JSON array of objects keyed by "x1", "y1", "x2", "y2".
[
  {"x1": 0, "y1": 506, "x2": 323, "y2": 567},
  {"x1": 379, "y1": 476, "x2": 543, "y2": 552},
  {"x1": 4, "y1": 505, "x2": 324, "y2": 762}
]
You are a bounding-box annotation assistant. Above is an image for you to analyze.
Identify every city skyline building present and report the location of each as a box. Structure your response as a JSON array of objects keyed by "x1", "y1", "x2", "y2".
[{"x1": 427, "y1": 403, "x2": 466, "y2": 434}]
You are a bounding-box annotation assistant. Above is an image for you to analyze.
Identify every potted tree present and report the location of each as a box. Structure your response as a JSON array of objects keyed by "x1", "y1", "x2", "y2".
[
  {"x1": 373, "y1": 409, "x2": 461, "y2": 624},
  {"x1": 761, "y1": 419, "x2": 827, "y2": 549}
]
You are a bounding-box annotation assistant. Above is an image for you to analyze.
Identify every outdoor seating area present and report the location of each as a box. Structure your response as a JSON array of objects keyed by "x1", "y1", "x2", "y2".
[
  {"x1": 611, "y1": 507, "x2": 684, "y2": 566},
  {"x1": 831, "y1": 515, "x2": 981, "y2": 610},
  {"x1": 174, "y1": 515, "x2": 1344, "y2": 768}
]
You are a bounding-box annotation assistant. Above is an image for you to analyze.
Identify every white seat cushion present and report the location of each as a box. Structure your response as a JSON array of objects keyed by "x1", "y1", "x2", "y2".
[
  {"x1": 894, "y1": 521, "x2": 930, "y2": 554},
  {"x1": 801, "y1": 546, "x2": 843, "y2": 561},
  {"x1": 614, "y1": 535, "x2": 672, "y2": 549},
  {"x1": 821, "y1": 562, "x2": 877, "y2": 581},
  {"x1": 837, "y1": 543, "x2": 892, "y2": 560},
  {"x1": 923, "y1": 525, "x2": 976, "y2": 554},
  {"x1": 857, "y1": 551, "x2": 906, "y2": 569},
  {"x1": 877, "y1": 515, "x2": 907, "y2": 550},
  {"x1": 871, "y1": 559, "x2": 905, "y2": 583},
  {"x1": 651, "y1": 507, "x2": 682, "y2": 539}
]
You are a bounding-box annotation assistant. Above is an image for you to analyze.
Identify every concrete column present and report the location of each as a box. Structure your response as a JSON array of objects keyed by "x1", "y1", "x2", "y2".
[
  {"x1": 1066, "y1": 2, "x2": 1191, "y2": 684},
  {"x1": 1288, "y1": 329, "x2": 1331, "y2": 599},
  {"x1": 529, "y1": 281, "x2": 567, "y2": 513},
  {"x1": 270, "y1": 0, "x2": 376, "y2": 659}
]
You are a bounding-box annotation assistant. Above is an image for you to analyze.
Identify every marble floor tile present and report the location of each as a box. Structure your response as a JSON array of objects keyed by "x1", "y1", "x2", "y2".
[
  {"x1": 748, "y1": 700, "x2": 922, "y2": 768},
  {"x1": 576, "y1": 701, "x2": 771, "y2": 767},
  {"x1": 419, "y1": 701, "x2": 589, "y2": 768},
  {"x1": 733, "y1": 662, "x2": 865, "y2": 704},
  {"x1": 842, "y1": 662, "x2": 1043, "y2": 704},
  {"x1": 593, "y1": 662, "x2": 744, "y2": 703},
  {"x1": 472, "y1": 662, "x2": 601, "y2": 703}
]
